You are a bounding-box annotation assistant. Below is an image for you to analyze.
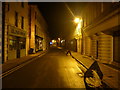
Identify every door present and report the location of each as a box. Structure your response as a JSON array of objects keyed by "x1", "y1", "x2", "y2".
[
  {"x1": 113, "y1": 35, "x2": 120, "y2": 63},
  {"x1": 96, "y1": 40, "x2": 99, "y2": 59},
  {"x1": 16, "y1": 37, "x2": 20, "y2": 58}
]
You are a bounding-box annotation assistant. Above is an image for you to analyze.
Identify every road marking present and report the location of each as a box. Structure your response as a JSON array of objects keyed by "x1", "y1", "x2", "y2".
[{"x1": 0, "y1": 53, "x2": 46, "y2": 79}]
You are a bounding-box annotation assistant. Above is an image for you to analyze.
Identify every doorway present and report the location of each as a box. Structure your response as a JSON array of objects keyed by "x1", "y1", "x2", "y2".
[
  {"x1": 16, "y1": 37, "x2": 20, "y2": 58},
  {"x1": 96, "y1": 40, "x2": 99, "y2": 59},
  {"x1": 113, "y1": 32, "x2": 120, "y2": 63}
]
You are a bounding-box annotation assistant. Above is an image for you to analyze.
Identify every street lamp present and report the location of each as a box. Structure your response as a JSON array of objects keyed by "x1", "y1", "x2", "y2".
[
  {"x1": 74, "y1": 17, "x2": 82, "y2": 24},
  {"x1": 74, "y1": 17, "x2": 80, "y2": 23}
]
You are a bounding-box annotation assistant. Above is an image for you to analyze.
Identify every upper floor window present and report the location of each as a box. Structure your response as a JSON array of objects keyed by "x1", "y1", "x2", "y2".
[
  {"x1": 21, "y1": 16, "x2": 24, "y2": 29},
  {"x1": 7, "y1": 3, "x2": 10, "y2": 11},
  {"x1": 35, "y1": 12, "x2": 36, "y2": 19},
  {"x1": 35, "y1": 25, "x2": 37, "y2": 34},
  {"x1": 21, "y1": 2, "x2": 24, "y2": 8},
  {"x1": 101, "y1": 2, "x2": 104, "y2": 13},
  {"x1": 15, "y1": 11, "x2": 18, "y2": 27}
]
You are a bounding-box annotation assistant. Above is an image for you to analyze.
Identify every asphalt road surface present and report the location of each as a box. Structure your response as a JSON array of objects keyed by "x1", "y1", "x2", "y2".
[{"x1": 2, "y1": 47, "x2": 85, "y2": 88}]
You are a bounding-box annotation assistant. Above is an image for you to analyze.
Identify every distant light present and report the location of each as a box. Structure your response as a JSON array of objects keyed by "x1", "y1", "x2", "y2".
[
  {"x1": 52, "y1": 40, "x2": 56, "y2": 43},
  {"x1": 58, "y1": 38, "x2": 60, "y2": 41},
  {"x1": 71, "y1": 41, "x2": 73, "y2": 44},
  {"x1": 50, "y1": 42, "x2": 52, "y2": 44},
  {"x1": 61, "y1": 40, "x2": 65, "y2": 43}
]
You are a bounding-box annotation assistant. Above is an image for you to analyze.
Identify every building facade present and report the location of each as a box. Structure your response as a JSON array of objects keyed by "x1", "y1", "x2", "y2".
[
  {"x1": 80, "y1": 2, "x2": 120, "y2": 64},
  {"x1": 29, "y1": 5, "x2": 49, "y2": 53},
  {"x1": 0, "y1": 2, "x2": 2, "y2": 64},
  {"x1": 3, "y1": 3, "x2": 50, "y2": 63},
  {"x1": 3, "y1": 2, "x2": 29, "y2": 62}
]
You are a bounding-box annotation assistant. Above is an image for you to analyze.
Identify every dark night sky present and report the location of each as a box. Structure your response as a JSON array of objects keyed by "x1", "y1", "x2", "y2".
[{"x1": 30, "y1": 2, "x2": 86, "y2": 40}]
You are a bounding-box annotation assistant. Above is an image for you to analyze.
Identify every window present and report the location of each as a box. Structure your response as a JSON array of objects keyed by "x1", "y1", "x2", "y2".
[
  {"x1": 21, "y1": 16, "x2": 24, "y2": 29},
  {"x1": 9, "y1": 39, "x2": 16, "y2": 50},
  {"x1": 101, "y1": 2, "x2": 104, "y2": 13},
  {"x1": 15, "y1": 11, "x2": 18, "y2": 27},
  {"x1": 35, "y1": 12, "x2": 36, "y2": 19},
  {"x1": 21, "y1": 2, "x2": 24, "y2": 8},
  {"x1": 20, "y1": 40, "x2": 26, "y2": 49},
  {"x1": 35, "y1": 25, "x2": 36, "y2": 34},
  {"x1": 7, "y1": 3, "x2": 9, "y2": 11}
]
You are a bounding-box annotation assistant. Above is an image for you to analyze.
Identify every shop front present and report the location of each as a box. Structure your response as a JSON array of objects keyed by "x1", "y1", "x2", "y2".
[
  {"x1": 70, "y1": 39, "x2": 77, "y2": 52},
  {"x1": 8, "y1": 26, "x2": 26, "y2": 60},
  {"x1": 35, "y1": 35, "x2": 43, "y2": 52}
]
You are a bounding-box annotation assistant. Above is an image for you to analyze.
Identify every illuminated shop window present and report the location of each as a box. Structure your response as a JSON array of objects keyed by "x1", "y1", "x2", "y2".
[
  {"x1": 20, "y1": 39, "x2": 26, "y2": 49},
  {"x1": 35, "y1": 36, "x2": 43, "y2": 51},
  {"x1": 9, "y1": 39, "x2": 16, "y2": 50}
]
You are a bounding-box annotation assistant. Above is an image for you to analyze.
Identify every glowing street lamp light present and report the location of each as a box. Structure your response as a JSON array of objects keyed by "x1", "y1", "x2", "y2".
[
  {"x1": 52, "y1": 40, "x2": 56, "y2": 43},
  {"x1": 74, "y1": 17, "x2": 83, "y2": 39},
  {"x1": 74, "y1": 17, "x2": 82, "y2": 23},
  {"x1": 58, "y1": 38, "x2": 60, "y2": 41},
  {"x1": 74, "y1": 17, "x2": 80, "y2": 23}
]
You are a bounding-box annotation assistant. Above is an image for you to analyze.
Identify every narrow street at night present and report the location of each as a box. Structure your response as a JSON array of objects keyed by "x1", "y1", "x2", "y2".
[
  {"x1": 1, "y1": 1, "x2": 120, "y2": 89},
  {"x1": 2, "y1": 47, "x2": 85, "y2": 88}
]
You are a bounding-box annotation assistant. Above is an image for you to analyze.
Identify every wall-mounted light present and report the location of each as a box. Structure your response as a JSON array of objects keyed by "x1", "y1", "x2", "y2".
[
  {"x1": 74, "y1": 17, "x2": 83, "y2": 39},
  {"x1": 74, "y1": 18, "x2": 80, "y2": 23}
]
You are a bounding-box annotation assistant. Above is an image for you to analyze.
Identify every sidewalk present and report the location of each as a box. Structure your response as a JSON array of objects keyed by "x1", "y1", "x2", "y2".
[
  {"x1": 1, "y1": 50, "x2": 47, "y2": 73},
  {"x1": 71, "y1": 51, "x2": 120, "y2": 89}
]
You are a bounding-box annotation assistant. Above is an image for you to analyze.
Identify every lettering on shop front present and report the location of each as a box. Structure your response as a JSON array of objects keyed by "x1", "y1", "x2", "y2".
[{"x1": 10, "y1": 27, "x2": 26, "y2": 37}]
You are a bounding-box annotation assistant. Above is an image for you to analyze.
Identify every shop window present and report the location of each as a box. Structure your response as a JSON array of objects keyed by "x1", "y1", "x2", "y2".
[
  {"x1": 39, "y1": 40, "x2": 43, "y2": 50},
  {"x1": 9, "y1": 39, "x2": 16, "y2": 50},
  {"x1": 35, "y1": 36, "x2": 43, "y2": 51},
  {"x1": 20, "y1": 40, "x2": 26, "y2": 49}
]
